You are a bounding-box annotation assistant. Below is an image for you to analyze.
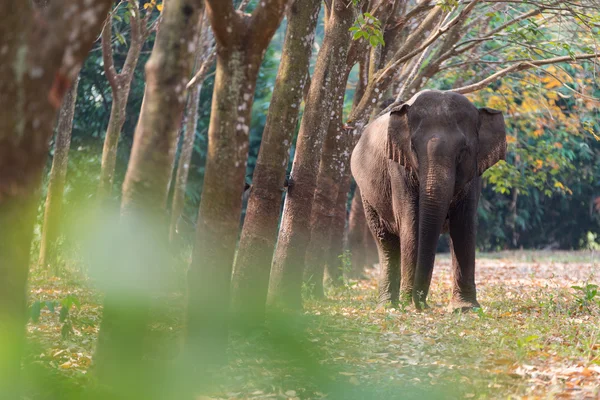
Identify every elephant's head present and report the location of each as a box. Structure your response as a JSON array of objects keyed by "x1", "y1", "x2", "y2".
[{"x1": 386, "y1": 90, "x2": 506, "y2": 307}]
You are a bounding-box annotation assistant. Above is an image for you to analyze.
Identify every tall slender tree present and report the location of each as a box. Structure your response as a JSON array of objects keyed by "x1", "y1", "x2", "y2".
[
  {"x1": 268, "y1": 0, "x2": 356, "y2": 311},
  {"x1": 0, "y1": 1, "x2": 112, "y2": 395},
  {"x1": 303, "y1": 86, "x2": 349, "y2": 298},
  {"x1": 169, "y1": 13, "x2": 211, "y2": 243},
  {"x1": 38, "y1": 78, "x2": 80, "y2": 269},
  {"x1": 231, "y1": 0, "x2": 322, "y2": 324},
  {"x1": 186, "y1": 0, "x2": 289, "y2": 365},
  {"x1": 98, "y1": 0, "x2": 155, "y2": 200},
  {"x1": 93, "y1": 0, "x2": 202, "y2": 394},
  {"x1": 347, "y1": 187, "x2": 368, "y2": 278}
]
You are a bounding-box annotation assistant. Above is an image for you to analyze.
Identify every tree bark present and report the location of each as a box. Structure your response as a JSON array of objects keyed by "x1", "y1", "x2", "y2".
[
  {"x1": 303, "y1": 79, "x2": 349, "y2": 298},
  {"x1": 268, "y1": 0, "x2": 355, "y2": 311},
  {"x1": 186, "y1": 0, "x2": 289, "y2": 367},
  {"x1": 347, "y1": 186, "x2": 367, "y2": 278},
  {"x1": 231, "y1": 0, "x2": 321, "y2": 324},
  {"x1": 0, "y1": 1, "x2": 112, "y2": 396},
  {"x1": 97, "y1": 5, "x2": 146, "y2": 200},
  {"x1": 93, "y1": 0, "x2": 202, "y2": 394},
  {"x1": 38, "y1": 78, "x2": 79, "y2": 269},
  {"x1": 169, "y1": 15, "x2": 208, "y2": 243},
  {"x1": 326, "y1": 172, "x2": 351, "y2": 285}
]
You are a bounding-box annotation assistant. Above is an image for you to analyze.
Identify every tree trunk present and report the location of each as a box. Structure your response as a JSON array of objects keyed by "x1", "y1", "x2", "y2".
[
  {"x1": 97, "y1": 11, "x2": 145, "y2": 200},
  {"x1": 347, "y1": 186, "x2": 367, "y2": 278},
  {"x1": 38, "y1": 78, "x2": 79, "y2": 269},
  {"x1": 231, "y1": 0, "x2": 321, "y2": 324},
  {"x1": 93, "y1": 0, "x2": 201, "y2": 394},
  {"x1": 325, "y1": 174, "x2": 351, "y2": 286},
  {"x1": 268, "y1": 0, "x2": 355, "y2": 311},
  {"x1": 97, "y1": 94, "x2": 129, "y2": 199},
  {"x1": 0, "y1": 1, "x2": 112, "y2": 396},
  {"x1": 186, "y1": 0, "x2": 289, "y2": 367},
  {"x1": 303, "y1": 79, "x2": 349, "y2": 298},
  {"x1": 169, "y1": 44, "x2": 205, "y2": 244},
  {"x1": 169, "y1": 84, "x2": 201, "y2": 243}
]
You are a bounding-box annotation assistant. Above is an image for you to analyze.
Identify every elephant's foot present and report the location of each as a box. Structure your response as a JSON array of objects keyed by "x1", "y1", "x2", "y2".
[
  {"x1": 412, "y1": 289, "x2": 430, "y2": 311},
  {"x1": 448, "y1": 296, "x2": 480, "y2": 313},
  {"x1": 376, "y1": 292, "x2": 400, "y2": 310}
]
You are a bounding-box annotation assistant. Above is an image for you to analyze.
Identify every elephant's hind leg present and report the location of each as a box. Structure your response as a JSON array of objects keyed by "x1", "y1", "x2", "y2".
[{"x1": 363, "y1": 200, "x2": 400, "y2": 307}]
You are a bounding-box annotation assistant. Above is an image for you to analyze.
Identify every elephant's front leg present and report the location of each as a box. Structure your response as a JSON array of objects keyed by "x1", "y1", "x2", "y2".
[
  {"x1": 363, "y1": 201, "x2": 400, "y2": 307},
  {"x1": 398, "y1": 201, "x2": 417, "y2": 306},
  {"x1": 448, "y1": 188, "x2": 481, "y2": 312}
]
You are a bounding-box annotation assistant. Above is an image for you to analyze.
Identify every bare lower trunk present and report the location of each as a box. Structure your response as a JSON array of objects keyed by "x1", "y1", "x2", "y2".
[
  {"x1": 303, "y1": 84, "x2": 349, "y2": 298},
  {"x1": 269, "y1": 0, "x2": 355, "y2": 311},
  {"x1": 186, "y1": 0, "x2": 289, "y2": 367},
  {"x1": 347, "y1": 187, "x2": 367, "y2": 278},
  {"x1": 0, "y1": 1, "x2": 112, "y2": 396},
  {"x1": 187, "y1": 51, "x2": 257, "y2": 365},
  {"x1": 231, "y1": 0, "x2": 321, "y2": 323},
  {"x1": 94, "y1": 1, "x2": 201, "y2": 394},
  {"x1": 325, "y1": 174, "x2": 351, "y2": 286},
  {"x1": 169, "y1": 81, "x2": 202, "y2": 243},
  {"x1": 39, "y1": 78, "x2": 79, "y2": 268},
  {"x1": 97, "y1": 95, "x2": 128, "y2": 199}
]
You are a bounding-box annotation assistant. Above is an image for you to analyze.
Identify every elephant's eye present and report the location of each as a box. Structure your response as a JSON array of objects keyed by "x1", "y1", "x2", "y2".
[{"x1": 410, "y1": 142, "x2": 416, "y2": 154}]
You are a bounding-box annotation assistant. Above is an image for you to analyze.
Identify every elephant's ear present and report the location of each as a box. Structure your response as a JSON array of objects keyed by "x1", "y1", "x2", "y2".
[
  {"x1": 477, "y1": 107, "x2": 507, "y2": 175},
  {"x1": 386, "y1": 103, "x2": 413, "y2": 168}
]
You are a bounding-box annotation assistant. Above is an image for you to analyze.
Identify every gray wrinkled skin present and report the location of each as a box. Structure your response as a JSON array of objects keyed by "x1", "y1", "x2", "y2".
[{"x1": 351, "y1": 90, "x2": 507, "y2": 311}]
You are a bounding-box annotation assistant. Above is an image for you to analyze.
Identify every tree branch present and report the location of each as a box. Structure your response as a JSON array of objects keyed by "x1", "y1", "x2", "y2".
[
  {"x1": 249, "y1": 0, "x2": 289, "y2": 53},
  {"x1": 186, "y1": 0, "x2": 253, "y2": 89},
  {"x1": 205, "y1": 0, "x2": 241, "y2": 47},
  {"x1": 452, "y1": 53, "x2": 600, "y2": 94},
  {"x1": 101, "y1": 15, "x2": 119, "y2": 91},
  {"x1": 377, "y1": 0, "x2": 481, "y2": 84}
]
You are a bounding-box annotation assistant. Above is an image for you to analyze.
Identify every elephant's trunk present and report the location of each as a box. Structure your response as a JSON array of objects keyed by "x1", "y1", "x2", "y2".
[{"x1": 413, "y1": 164, "x2": 454, "y2": 309}]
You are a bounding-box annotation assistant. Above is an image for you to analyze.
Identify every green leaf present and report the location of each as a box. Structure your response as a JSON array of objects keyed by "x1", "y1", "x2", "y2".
[
  {"x1": 59, "y1": 306, "x2": 69, "y2": 323},
  {"x1": 30, "y1": 301, "x2": 42, "y2": 323},
  {"x1": 45, "y1": 301, "x2": 55, "y2": 313},
  {"x1": 115, "y1": 31, "x2": 126, "y2": 46}
]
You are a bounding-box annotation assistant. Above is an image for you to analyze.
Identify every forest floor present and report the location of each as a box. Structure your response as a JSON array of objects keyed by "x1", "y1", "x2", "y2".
[{"x1": 24, "y1": 251, "x2": 600, "y2": 399}]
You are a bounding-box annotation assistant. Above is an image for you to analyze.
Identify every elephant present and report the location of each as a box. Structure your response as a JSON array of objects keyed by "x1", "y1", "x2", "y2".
[{"x1": 350, "y1": 90, "x2": 507, "y2": 311}]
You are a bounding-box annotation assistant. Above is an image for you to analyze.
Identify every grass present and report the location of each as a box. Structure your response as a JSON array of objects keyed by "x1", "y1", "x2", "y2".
[{"x1": 23, "y1": 251, "x2": 600, "y2": 399}]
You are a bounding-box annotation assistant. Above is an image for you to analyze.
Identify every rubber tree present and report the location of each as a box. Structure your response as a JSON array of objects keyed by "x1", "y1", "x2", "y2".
[
  {"x1": 93, "y1": 0, "x2": 202, "y2": 395},
  {"x1": 302, "y1": 0, "x2": 397, "y2": 297},
  {"x1": 268, "y1": 0, "x2": 356, "y2": 311},
  {"x1": 98, "y1": 0, "x2": 154, "y2": 200},
  {"x1": 169, "y1": 12, "x2": 212, "y2": 243},
  {"x1": 230, "y1": 0, "x2": 322, "y2": 324},
  {"x1": 303, "y1": 84, "x2": 349, "y2": 298},
  {"x1": 0, "y1": 0, "x2": 112, "y2": 396},
  {"x1": 186, "y1": 0, "x2": 289, "y2": 366},
  {"x1": 38, "y1": 78, "x2": 80, "y2": 269},
  {"x1": 347, "y1": 186, "x2": 368, "y2": 278}
]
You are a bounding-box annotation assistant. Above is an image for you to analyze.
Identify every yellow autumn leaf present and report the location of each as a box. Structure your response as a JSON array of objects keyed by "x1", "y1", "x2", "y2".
[
  {"x1": 532, "y1": 128, "x2": 544, "y2": 138},
  {"x1": 534, "y1": 159, "x2": 543, "y2": 170},
  {"x1": 546, "y1": 91, "x2": 558, "y2": 101},
  {"x1": 157, "y1": 3, "x2": 163, "y2": 11},
  {"x1": 506, "y1": 135, "x2": 517, "y2": 144},
  {"x1": 542, "y1": 77, "x2": 561, "y2": 89},
  {"x1": 554, "y1": 142, "x2": 563, "y2": 149},
  {"x1": 487, "y1": 95, "x2": 504, "y2": 109},
  {"x1": 144, "y1": 2, "x2": 152, "y2": 9}
]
